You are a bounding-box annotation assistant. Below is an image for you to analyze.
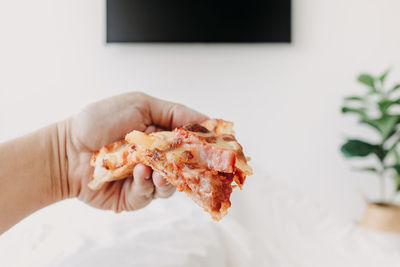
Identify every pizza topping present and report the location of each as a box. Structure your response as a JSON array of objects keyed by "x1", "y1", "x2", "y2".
[
  {"x1": 89, "y1": 119, "x2": 252, "y2": 220},
  {"x1": 222, "y1": 135, "x2": 236, "y2": 142},
  {"x1": 182, "y1": 150, "x2": 194, "y2": 161},
  {"x1": 182, "y1": 123, "x2": 210, "y2": 133}
]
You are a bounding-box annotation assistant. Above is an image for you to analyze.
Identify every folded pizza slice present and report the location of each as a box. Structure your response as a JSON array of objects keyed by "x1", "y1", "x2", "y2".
[{"x1": 89, "y1": 119, "x2": 252, "y2": 220}]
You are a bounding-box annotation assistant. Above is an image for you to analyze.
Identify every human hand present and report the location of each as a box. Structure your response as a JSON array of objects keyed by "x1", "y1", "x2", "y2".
[{"x1": 63, "y1": 92, "x2": 208, "y2": 212}]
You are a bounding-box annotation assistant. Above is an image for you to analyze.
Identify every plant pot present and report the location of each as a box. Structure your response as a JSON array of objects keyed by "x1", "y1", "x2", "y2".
[{"x1": 360, "y1": 202, "x2": 400, "y2": 232}]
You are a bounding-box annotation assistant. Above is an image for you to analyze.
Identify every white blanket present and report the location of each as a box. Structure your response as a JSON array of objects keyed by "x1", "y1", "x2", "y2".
[{"x1": 1, "y1": 165, "x2": 400, "y2": 266}]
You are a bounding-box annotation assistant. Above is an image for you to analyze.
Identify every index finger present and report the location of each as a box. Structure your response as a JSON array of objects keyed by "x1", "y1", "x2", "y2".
[{"x1": 145, "y1": 94, "x2": 209, "y2": 130}]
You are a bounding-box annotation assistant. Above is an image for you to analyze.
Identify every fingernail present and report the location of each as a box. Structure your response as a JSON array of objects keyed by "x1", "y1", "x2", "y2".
[{"x1": 145, "y1": 175, "x2": 152, "y2": 180}]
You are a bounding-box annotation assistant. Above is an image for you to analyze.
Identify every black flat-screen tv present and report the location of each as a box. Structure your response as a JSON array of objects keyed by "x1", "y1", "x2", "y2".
[{"x1": 106, "y1": 0, "x2": 291, "y2": 43}]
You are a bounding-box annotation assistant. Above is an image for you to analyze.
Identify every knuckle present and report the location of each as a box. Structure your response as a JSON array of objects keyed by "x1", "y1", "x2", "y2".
[
  {"x1": 137, "y1": 182, "x2": 155, "y2": 195},
  {"x1": 132, "y1": 91, "x2": 147, "y2": 98},
  {"x1": 127, "y1": 194, "x2": 153, "y2": 211},
  {"x1": 171, "y1": 103, "x2": 185, "y2": 114},
  {"x1": 154, "y1": 178, "x2": 165, "y2": 187},
  {"x1": 155, "y1": 186, "x2": 175, "y2": 199},
  {"x1": 131, "y1": 91, "x2": 149, "y2": 102}
]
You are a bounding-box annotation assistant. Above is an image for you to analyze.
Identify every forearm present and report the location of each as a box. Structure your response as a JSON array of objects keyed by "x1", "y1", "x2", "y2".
[{"x1": 0, "y1": 122, "x2": 69, "y2": 234}]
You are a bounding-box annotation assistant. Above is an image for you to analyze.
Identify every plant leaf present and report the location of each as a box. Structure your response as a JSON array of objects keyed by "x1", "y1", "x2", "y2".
[
  {"x1": 378, "y1": 69, "x2": 390, "y2": 83},
  {"x1": 388, "y1": 165, "x2": 400, "y2": 192},
  {"x1": 390, "y1": 84, "x2": 400, "y2": 94},
  {"x1": 395, "y1": 175, "x2": 400, "y2": 192},
  {"x1": 361, "y1": 115, "x2": 399, "y2": 141},
  {"x1": 392, "y1": 164, "x2": 400, "y2": 174},
  {"x1": 341, "y1": 106, "x2": 366, "y2": 116},
  {"x1": 358, "y1": 74, "x2": 375, "y2": 90},
  {"x1": 392, "y1": 167, "x2": 400, "y2": 192},
  {"x1": 394, "y1": 149, "x2": 400, "y2": 165},
  {"x1": 351, "y1": 166, "x2": 378, "y2": 173},
  {"x1": 342, "y1": 106, "x2": 399, "y2": 141},
  {"x1": 378, "y1": 98, "x2": 393, "y2": 114},
  {"x1": 341, "y1": 139, "x2": 384, "y2": 159},
  {"x1": 344, "y1": 96, "x2": 363, "y2": 101}
]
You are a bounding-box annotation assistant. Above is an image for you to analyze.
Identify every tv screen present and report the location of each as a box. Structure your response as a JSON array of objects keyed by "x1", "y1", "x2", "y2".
[{"x1": 106, "y1": 0, "x2": 291, "y2": 43}]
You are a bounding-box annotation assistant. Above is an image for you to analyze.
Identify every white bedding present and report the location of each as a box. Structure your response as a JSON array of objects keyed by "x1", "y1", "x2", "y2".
[{"x1": 1, "y1": 164, "x2": 400, "y2": 266}]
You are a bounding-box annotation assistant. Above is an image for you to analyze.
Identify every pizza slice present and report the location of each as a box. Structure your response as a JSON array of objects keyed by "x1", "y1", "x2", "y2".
[{"x1": 89, "y1": 119, "x2": 252, "y2": 221}]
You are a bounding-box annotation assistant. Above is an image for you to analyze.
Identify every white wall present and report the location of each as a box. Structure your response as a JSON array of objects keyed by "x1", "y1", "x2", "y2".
[{"x1": 1, "y1": 0, "x2": 400, "y2": 220}]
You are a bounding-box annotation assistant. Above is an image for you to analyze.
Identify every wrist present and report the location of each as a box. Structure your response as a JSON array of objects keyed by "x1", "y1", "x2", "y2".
[
  {"x1": 0, "y1": 122, "x2": 70, "y2": 233},
  {"x1": 52, "y1": 120, "x2": 71, "y2": 201}
]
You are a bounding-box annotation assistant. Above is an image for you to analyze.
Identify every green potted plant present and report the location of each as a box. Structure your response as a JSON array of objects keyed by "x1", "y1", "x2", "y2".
[{"x1": 341, "y1": 69, "x2": 400, "y2": 232}]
